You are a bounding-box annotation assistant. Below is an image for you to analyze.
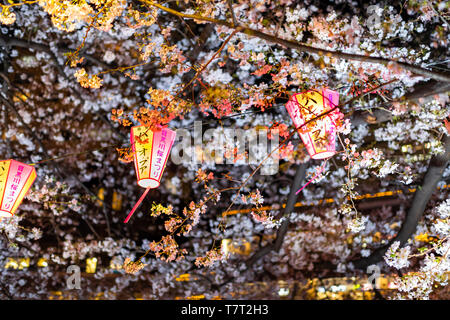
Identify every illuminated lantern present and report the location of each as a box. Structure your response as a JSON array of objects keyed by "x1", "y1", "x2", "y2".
[
  {"x1": 286, "y1": 88, "x2": 339, "y2": 160},
  {"x1": 124, "y1": 125, "x2": 176, "y2": 223},
  {"x1": 130, "y1": 125, "x2": 176, "y2": 189},
  {"x1": 0, "y1": 159, "x2": 36, "y2": 218}
]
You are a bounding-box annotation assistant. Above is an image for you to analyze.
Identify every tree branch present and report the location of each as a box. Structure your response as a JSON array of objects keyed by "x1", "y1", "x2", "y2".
[
  {"x1": 352, "y1": 79, "x2": 450, "y2": 126},
  {"x1": 0, "y1": 34, "x2": 129, "y2": 141},
  {"x1": 145, "y1": 1, "x2": 450, "y2": 82},
  {"x1": 0, "y1": 77, "x2": 103, "y2": 240},
  {"x1": 245, "y1": 163, "x2": 308, "y2": 268},
  {"x1": 353, "y1": 133, "x2": 450, "y2": 269}
]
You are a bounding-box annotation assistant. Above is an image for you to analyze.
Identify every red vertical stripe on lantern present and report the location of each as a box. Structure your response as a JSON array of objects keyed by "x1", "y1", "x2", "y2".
[
  {"x1": 157, "y1": 130, "x2": 176, "y2": 181},
  {"x1": 8, "y1": 163, "x2": 33, "y2": 214}
]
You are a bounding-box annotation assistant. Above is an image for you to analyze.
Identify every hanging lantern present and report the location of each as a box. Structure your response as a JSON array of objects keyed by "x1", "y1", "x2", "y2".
[
  {"x1": 130, "y1": 125, "x2": 176, "y2": 189},
  {"x1": 286, "y1": 88, "x2": 339, "y2": 160},
  {"x1": 124, "y1": 125, "x2": 176, "y2": 223},
  {"x1": 0, "y1": 159, "x2": 36, "y2": 218}
]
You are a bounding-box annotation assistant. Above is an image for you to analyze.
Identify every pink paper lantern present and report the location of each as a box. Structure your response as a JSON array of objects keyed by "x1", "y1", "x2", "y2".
[
  {"x1": 130, "y1": 125, "x2": 176, "y2": 189},
  {"x1": 0, "y1": 159, "x2": 36, "y2": 218},
  {"x1": 286, "y1": 88, "x2": 339, "y2": 160}
]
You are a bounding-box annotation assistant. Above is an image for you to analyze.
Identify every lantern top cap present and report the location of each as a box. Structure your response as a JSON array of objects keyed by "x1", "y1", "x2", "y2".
[
  {"x1": 290, "y1": 88, "x2": 339, "y2": 96},
  {"x1": 289, "y1": 88, "x2": 339, "y2": 110},
  {"x1": 130, "y1": 124, "x2": 175, "y2": 132}
]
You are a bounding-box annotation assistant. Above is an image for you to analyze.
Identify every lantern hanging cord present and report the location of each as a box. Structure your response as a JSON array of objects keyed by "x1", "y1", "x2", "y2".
[{"x1": 123, "y1": 187, "x2": 151, "y2": 224}]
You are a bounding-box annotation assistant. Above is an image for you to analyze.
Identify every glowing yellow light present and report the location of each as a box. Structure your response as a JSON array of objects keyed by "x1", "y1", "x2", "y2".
[
  {"x1": 112, "y1": 191, "x2": 122, "y2": 211},
  {"x1": 415, "y1": 233, "x2": 431, "y2": 243},
  {"x1": 4, "y1": 258, "x2": 19, "y2": 269},
  {"x1": 96, "y1": 188, "x2": 105, "y2": 206},
  {"x1": 222, "y1": 184, "x2": 449, "y2": 217},
  {"x1": 134, "y1": 293, "x2": 144, "y2": 300},
  {"x1": 109, "y1": 258, "x2": 122, "y2": 270},
  {"x1": 17, "y1": 258, "x2": 30, "y2": 269},
  {"x1": 186, "y1": 295, "x2": 205, "y2": 300},
  {"x1": 37, "y1": 258, "x2": 48, "y2": 267},
  {"x1": 175, "y1": 273, "x2": 191, "y2": 282},
  {"x1": 93, "y1": 292, "x2": 104, "y2": 300},
  {"x1": 12, "y1": 93, "x2": 27, "y2": 103},
  {"x1": 86, "y1": 257, "x2": 97, "y2": 273},
  {"x1": 278, "y1": 280, "x2": 290, "y2": 297},
  {"x1": 49, "y1": 291, "x2": 63, "y2": 300},
  {"x1": 221, "y1": 239, "x2": 231, "y2": 255},
  {"x1": 376, "y1": 277, "x2": 389, "y2": 289}
]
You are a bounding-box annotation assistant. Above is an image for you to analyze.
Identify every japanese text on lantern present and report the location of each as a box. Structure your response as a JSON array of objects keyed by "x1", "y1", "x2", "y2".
[
  {"x1": 3, "y1": 164, "x2": 24, "y2": 210},
  {"x1": 132, "y1": 126, "x2": 153, "y2": 180},
  {"x1": 285, "y1": 88, "x2": 339, "y2": 160},
  {"x1": 0, "y1": 160, "x2": 36, "y2": 217},
  {"x1": 130, "y1": 125, "x2": 176, "y2": 189},
  {"x1": 151, "y1": 129, "x2": 168, "y2": 179}
]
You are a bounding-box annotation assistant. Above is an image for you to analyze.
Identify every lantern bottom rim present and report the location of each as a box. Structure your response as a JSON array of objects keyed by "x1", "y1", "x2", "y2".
[
  {"x1": 311, "y1": 151, "x2": 336, "y2": 160},
  {"x1": 0, "y1": 210, "x2": 12, "y2": 218},
  {"x1": 138, "y1": 178, "x2": 160, "y2": 189}
]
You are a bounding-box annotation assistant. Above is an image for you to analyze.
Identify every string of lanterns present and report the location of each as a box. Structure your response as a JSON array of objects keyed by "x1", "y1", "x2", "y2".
[{"x1": 1, "y1": 89, "x2": 340, "y2": 222}]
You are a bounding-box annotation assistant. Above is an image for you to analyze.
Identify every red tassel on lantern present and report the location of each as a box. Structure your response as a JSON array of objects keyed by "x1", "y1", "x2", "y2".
[
  {"x1": 0, "y1": 159, "x2": 36, "y2": 218},
  {"x1": 286, "y1": 88, "x2": 339, "y2": 160}
]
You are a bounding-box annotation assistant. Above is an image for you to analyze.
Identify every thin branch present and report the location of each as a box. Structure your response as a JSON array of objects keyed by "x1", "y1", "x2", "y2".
[
  {"x1": 352, "y1": 79, "x2": 450, "y2": 126},
  {"x1": 176, "y1": 27, "x2": 240, "y2": 98},
  {"x1": 145, "y1": 1, "x2": 450, "y2": 82},
  {"x1": 227, "y1": 0, "x2": 238, "y2": 27},
  {"x1": 0, "y1": 78, "x2": 103, "y2": 240},
  {"x1": 353, "y1": 133, "x2": 450, "y2": 269},
  {"x1": 245, "y1": 163, "x2": 307, "y2": 268}
]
